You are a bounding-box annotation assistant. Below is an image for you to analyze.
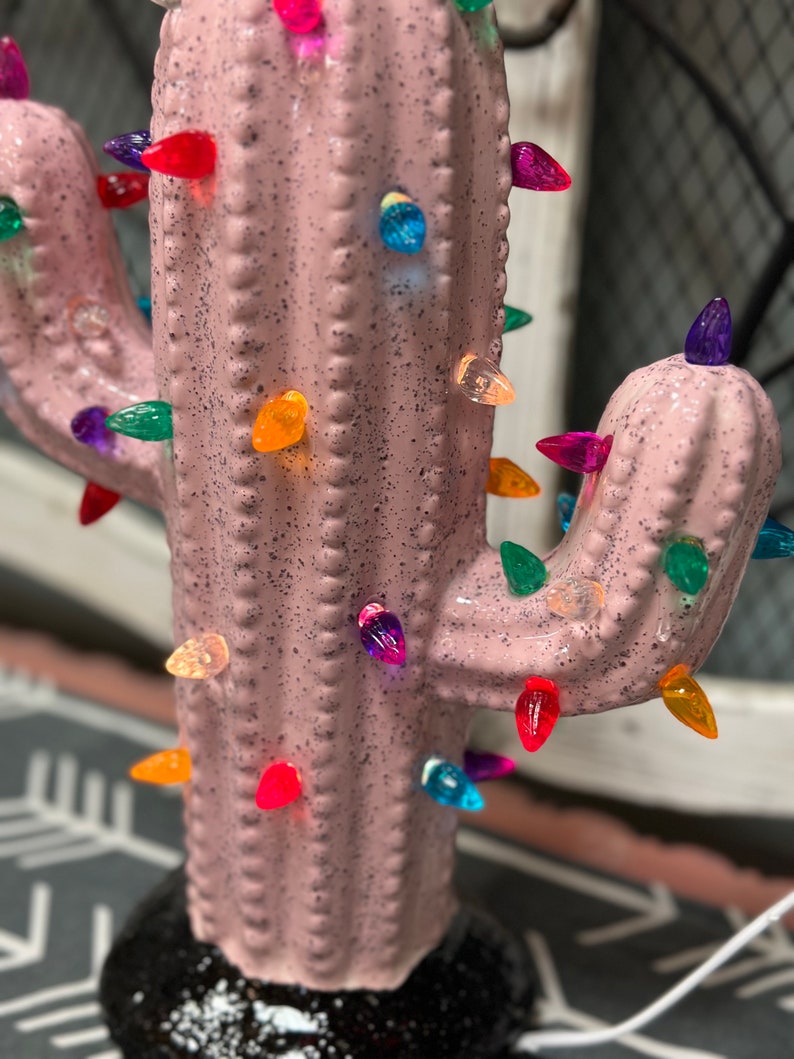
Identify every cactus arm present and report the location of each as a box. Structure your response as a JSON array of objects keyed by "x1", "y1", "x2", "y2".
[
  {"x1": 0, "y1": 100, "x2": 161, "y2": 507},
  {"x1": 429, "y1": 355, "x2": 782, "y2": 713}
]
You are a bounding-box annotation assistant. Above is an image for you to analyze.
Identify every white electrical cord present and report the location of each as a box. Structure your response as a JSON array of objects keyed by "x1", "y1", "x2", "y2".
[{"x1": 515, "y1": 889, "x2": 794, "y2": 1054}]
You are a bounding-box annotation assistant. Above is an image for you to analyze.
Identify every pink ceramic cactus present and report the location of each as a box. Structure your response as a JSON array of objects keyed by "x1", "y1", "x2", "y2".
[{"x1": 0, "y1": 0, "x2": 781, "y2": 1002}]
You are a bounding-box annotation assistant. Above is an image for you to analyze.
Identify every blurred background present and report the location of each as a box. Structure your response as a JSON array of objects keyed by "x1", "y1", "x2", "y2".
[
  {"x1": 1, "y1": 0, "x2": 792, "y2": 864},
  {"x1": 1, "y1": 0, "x2": 165, "y2": 668}
]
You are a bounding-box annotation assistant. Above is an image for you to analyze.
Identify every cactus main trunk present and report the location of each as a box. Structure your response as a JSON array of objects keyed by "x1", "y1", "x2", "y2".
[{"x1": 150, "y1": 0, "x2": 510, "y2": 989}]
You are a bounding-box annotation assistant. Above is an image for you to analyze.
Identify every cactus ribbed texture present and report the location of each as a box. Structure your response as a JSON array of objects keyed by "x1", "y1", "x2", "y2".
[{"x1": 0, "y1": 1, "x2": 781, "y2": 993}]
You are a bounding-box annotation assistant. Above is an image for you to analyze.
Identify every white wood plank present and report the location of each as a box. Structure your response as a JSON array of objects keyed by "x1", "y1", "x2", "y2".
[
  {"x1": 0, "y1": 443, "x2": 171, "y2": 647},
  {"x1": 471, "y1": 673, "x2": 794, "y2": 816},
  {"x1": 489, "y1": 0, "x2": 601, "y2": 554}
]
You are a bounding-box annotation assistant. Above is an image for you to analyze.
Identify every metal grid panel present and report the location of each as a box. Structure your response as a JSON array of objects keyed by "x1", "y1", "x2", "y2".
[
  {"x1": 5, "y1": 0, "x2": 162, "y2": 298},
  {"x1": 571, "y1": 0, "x2": 794, "y2": 680}
]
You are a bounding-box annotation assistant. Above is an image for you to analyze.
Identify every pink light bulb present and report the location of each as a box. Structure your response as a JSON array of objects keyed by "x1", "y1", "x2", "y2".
[
  {"x1": 273, "y1": 0, "x2": 323, "y2": 34},
  {"x1": 536, "y1": 432, "x2": 613, "y2": 475},
  {"x1": 0, "y1": 37, "x2": 30, "y2": 100}
]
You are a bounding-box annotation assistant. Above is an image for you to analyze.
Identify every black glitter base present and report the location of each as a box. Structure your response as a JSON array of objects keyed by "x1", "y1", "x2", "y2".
[{"x1": 100, "y1": 868, "x2": 535, "y2": 1058}]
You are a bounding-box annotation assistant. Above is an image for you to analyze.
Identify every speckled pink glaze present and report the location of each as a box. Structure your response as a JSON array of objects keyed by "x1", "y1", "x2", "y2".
[
  {"x1": 0, "y1": 1, "x2": 781, "y2": 992},
  {"x1": 0, "y1": 106, "x2": 159, "y2": 503},
  {"x1": 430, "y1": 354, "x2": 782, "y2": 713}
]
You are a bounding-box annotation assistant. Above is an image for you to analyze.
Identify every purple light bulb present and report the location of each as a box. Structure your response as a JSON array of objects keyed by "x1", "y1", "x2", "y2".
[
  {"x1": 684, "y1": 297, "x2": 732, "y2": 366},
  {"x1": 359, "y1": 608, "x2": 406, "y2": 665},
  {"x1": 103, "y1": 130, "x2": 152, "y2": 173},
  {"x1": 71, "y1": 406, "x2": 116, "y2": 456},
  {"x1": 463, "y1": 750, "x2": 516, "y2": 783}
]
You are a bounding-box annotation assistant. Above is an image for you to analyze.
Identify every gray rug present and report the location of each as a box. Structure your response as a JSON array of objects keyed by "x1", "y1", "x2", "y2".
[{"x1": 0, "y1": 668, "x2": 791, "y2": 1058}]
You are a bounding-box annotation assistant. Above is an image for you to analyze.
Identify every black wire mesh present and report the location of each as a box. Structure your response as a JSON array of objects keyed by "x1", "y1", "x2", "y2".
[
  {"x1": 5, "y1": 0, "x2": 162, "y2": 299},
  {"x1": 571, "y1": 0, "x2": 794, "y2": 680}
]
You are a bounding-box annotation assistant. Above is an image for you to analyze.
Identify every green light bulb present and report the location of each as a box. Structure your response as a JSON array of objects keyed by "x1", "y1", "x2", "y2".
[
  {"x1": 503, "y1": 305, "x2": 533, "y2": 333},
  {"x1": 500, "y1": 541, "x2": 547, "y2": 596},
  {"x1": 662, "y1": 537, "x2": 709, "y2": 595},
  {"x1": 106, "y1": 401, "x2": 173, "y2": 441},
  {"x1": 0, "y1": 197, "x2": 24, "y2": 241}
]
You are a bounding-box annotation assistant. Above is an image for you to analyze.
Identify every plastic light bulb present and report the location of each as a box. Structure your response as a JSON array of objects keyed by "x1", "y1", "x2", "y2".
[
  {"x1": 515, "y1": 676, "x2": 560, "y2": 752},
  {"x1": 141, "y1": 130, "x2": 217, "y2": 179},
  {"x1": 546, "y1": 577, "x2": 604, "y2": 623},
  {"x1": 658, "y1": 664, "x2": 718, "y2": 739},
  {"x1": 255, "y1": 761, "x2": 302, "y2": 810},
  {"x1": 380, "y1": 191, "x2": 412, "y2": 211},
  {"x1": 463, "y1": 749, "x2": 516, "y2": 783},
  {"x1": 358, "y1": 606, "x2": 406, "y2": 665},
  {"x1": 536, "y1": 432, "x2": 612, "y2": 474},
  {"x1": 106, "y1": 401, "x2": 173, "y2": 441},
  {"x1": 252, "y1": 390, "x2": 308, "y2": 452},
  {"x1": 662, "y1": 536, "x2": 709, "y2": 595},
  {"x1": 71, "y1": 406, "x2": 116, "y2": 455},
  {"x1": 79, "y1": 482, "x2": 121, "y2": 525},
  {"x1": 379, "y1": 194, "x2": 426, "y2": 254},
  {"x1": 456, "y1": 353, "x2": 516, "y2": 405},
  {"x1": 503, "y1": 305, "x2": 533, "y2": 333},
  {"x1": 486, "y1": 457, "x2": 540, "y2": 498},
  {"x1": 273, "y1": 0, "x2": 323, "y2": 33},
  {"x1": 557, "y1": 492, "x2": 576, "y2": 532},
  {"x1": 103, "y1": 130, "x2": 152, "y2": 172},
  {"x1": 67, "y1": 297, "x2": 110, "y2": 338},
  {"x1": 421, "y1": 757, "x2": 484, "y2": 811},
  {"x1": 752, "y1": 516, "x2": 794, "y2": 559},
  {"x1": 166, "y1": 634, "x2": 229, "y2": 679},
  {"x1": 357, "y1": 602, "x2": 386, "y2": 626},
  {"x1": 0, "y1": 37, "x2": 30, "y2": 100},
  {"x1": 511, "y1": 142, "x2": 571, "y2": 191},
  {"x1": 0, "y1": 197, "x2": 24, "y2": 241},
  {"x1": 500, "y1": 540, "x2": 547, "y2": 596},
  {"x1": 97, "y1": 172, "x2": 150, "y2": 209},
  {"x1": 130, "y1": 748, "x2": 191, "y2": 784},
  {"x1": 684, "y1": 297, "x2": 731, "y2": 366}
]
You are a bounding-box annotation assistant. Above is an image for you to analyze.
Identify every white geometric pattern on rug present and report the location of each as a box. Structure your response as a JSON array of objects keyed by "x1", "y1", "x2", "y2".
[
  {"x1": 0, "y1": 667, "x2": 791, "y2": 1058},
  {"x1": 0, "y1": 751, "x2": 180, "y2": 872}
]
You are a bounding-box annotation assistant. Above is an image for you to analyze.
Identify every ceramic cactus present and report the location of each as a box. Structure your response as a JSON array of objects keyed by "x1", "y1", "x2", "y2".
[{"x1": 0, "y1": 0, "x2": 781, "y2": 998}]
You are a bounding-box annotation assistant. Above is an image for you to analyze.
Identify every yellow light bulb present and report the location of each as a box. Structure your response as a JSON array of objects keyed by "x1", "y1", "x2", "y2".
[
  {"x1": 130, "y1": 748, "x2": 191, "y2": 785},
  {"x1": 252, "y1": 389, "x2": 308, "y2": 452},
  {"x1": 486, "y1": 457, "x2": 540, "y2": 498},
  {"x1": 165, "y1": 633, "x2": 229, "y2": 679},
  {"x1": 456, "y1": 353, "x2": 515, "y2": 406},
  {"x1": 658, "y1": 664, "x2": 718, "y2": 739}
]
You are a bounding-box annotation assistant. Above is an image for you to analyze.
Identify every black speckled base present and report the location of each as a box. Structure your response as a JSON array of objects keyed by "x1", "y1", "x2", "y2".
[{"x1": 100, "y1": 869, "x2": 535, "y2": 1058}]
